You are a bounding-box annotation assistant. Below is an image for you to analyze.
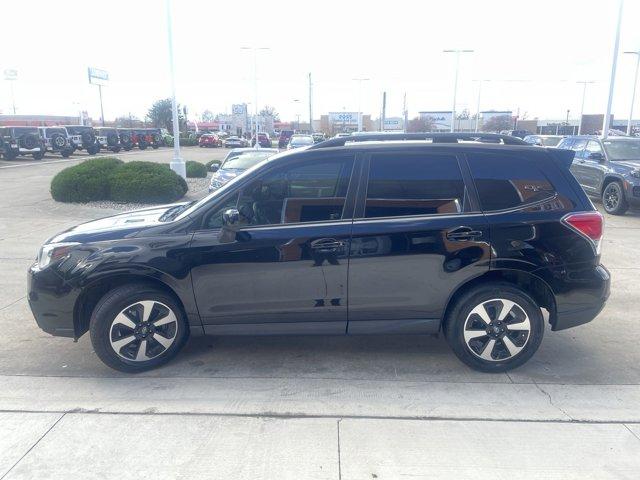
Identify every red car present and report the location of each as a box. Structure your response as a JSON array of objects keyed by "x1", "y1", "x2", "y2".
[
  {"x1": 251, "y1": 132, "x2": 272, "y2": 148},
  {"x1": 199, "y1": 133, "x2": 222, "y2": 148}
]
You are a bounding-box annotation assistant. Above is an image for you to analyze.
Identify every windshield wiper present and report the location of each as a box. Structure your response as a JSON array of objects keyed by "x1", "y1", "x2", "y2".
[{"x1": 159, "y1": 201, "x2": 195, "y2": 222}]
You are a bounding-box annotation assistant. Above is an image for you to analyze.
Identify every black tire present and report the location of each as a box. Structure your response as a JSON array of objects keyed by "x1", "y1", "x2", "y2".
[
  {"x1": 32, "y1": 151, "x2": 45, "y2": 160},
  {"x1": 138, "y1": 143, "x2": 148, "y2": 150},
  {"x1": 3, "y1": 150, "x2": 18, "y2": 160},
  {"x1": 444, "y1": 283, "x2": 544, "y2": 373},
  {"x1": 152, "y1": 144, "x2": 159, "y2": 149},
  {"x1": 87, "y1": 145, "x2": 100, "y2": 155},
  {"x1": 89, "y1": 283, "x2": 189, "y2": 373},
  {"x1": 111, "y1": 147, "x2": 121, "y2": 153},
  {"x1": 124, "y1": 146, "x2": 133, "y2": 151},
  {"x1": 61, "y1": 148, "x2": 72, "y2": 158},
  {"x1": 602, "y1": 181, "x2": 628, "y2": 215}
]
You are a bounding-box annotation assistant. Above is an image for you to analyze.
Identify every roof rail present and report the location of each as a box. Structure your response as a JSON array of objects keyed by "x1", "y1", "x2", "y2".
[{"x1": 308, "y1": 132, "x2": 528, "y2": 149}]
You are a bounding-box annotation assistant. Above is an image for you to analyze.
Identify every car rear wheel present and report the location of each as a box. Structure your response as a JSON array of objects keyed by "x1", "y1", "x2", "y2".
[
  {"x1": 32, "y1": 151, "x2": 45, "y2": 160},
  {"x1": 90, "y1": 284, "x2": 188, "y2": 373},
  {"x1": 444, "y1": 283, "x2": 544, "y2": 373},
  {"x1": 602, "y1": 181, "x2": 628, "y2": 215}
]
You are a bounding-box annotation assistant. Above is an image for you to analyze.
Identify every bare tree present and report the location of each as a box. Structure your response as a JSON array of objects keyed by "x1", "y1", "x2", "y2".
[
  {"x1": 481, "y1": 115, "x2": 513, "y2": 132},
  {"x1": 406, "y1": 116, "x2": 434, "y2": 132}
]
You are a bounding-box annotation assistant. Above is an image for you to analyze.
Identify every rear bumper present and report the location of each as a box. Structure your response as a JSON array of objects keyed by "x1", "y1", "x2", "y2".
[{"x1": 552, "y1": 264, "x2": 610, "y2": 331}]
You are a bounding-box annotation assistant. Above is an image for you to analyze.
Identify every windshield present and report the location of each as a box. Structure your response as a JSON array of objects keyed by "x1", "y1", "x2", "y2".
[
  {"x1": 64, "y1": 126, "x2": 88, "y2": 135},
  {"x1": 290, "y1": 136, "x2": 314, "y2": 146},
  {"x1": 603, "y1": 139, "x2": 640, "y2": 161},
  {"x1": 222, "y1": 151, "x2": 274, "y2": 169},
  {"x1": 542, "y1": 137, "x2": 562, "y2": 146},
  {"x1": 13, "y1": 127, "x2": 39, "y2": 135}
]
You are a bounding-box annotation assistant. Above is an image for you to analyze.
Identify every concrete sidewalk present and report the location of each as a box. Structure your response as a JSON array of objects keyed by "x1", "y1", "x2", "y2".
[{"x1": 1, "y1": 411, "x2": 639, "y2": 480}]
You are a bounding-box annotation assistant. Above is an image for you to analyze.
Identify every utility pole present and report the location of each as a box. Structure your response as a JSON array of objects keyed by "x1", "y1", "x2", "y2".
[
  {"x1": 241, "y1": 46, "x2": 270, "y2": 148},
  {"x1": 577, "y1": 81, "x2": 595, "y2": 134},
  {"x1": 473, "y1": 79, "x2": 490, "y2": 132},
  {"x1": 308, "y1": 73, "x2": 313, "y2": 134},
  {"x1": 381, "y1": 91, "x2": 387, "y2": 131},
  {"x1": 353, "y1": 77, "x2": 370, "y2": 132},
  {"x1": 98, "y1": 85, "x2": 105, "y2": 126},
  {"x1": 624, "y1": 50, "x2": 640, "y2": 135},
  {"x1": 602, "y1": 0, "x2": 624, "y2": 139},
  {"x1": 165, "y1": 0, "x2": 185, "y2": 178},
  {"x1": 443, "y1": 49, "x2": 474, "y2": 132}
]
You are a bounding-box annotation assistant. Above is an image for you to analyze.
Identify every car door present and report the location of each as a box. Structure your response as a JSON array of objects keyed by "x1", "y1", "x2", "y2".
[
  {"x1": 346, "y1": 150, "x2": 490, "y2": 335},
  {"x1": 568, "y1": 139, "x2": 589, "y2": 187},
  {"x1": 188, "y1": 152, "x2": 358, "y2": 335},
  {"x1": 581, "y1": 140, "x2": 607, "y2": 192}
]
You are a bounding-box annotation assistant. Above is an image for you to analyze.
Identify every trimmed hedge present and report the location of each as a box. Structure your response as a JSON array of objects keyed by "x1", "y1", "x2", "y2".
[
  {"x1": 186, "y1": 161, "x2": 208, "y2": 178},
  {"x1": 50, "y1": 157, "x2": 123, "y2": 202},
  {"x1": 164, "y1": 136, "x2": 199, "y2": 147},
  {"x1": 110, "y1": 162, "x2": 188, "y2": 203}
]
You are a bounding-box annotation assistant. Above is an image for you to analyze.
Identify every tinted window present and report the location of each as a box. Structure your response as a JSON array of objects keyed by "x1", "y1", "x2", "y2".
[
  {"x1": 570, "y1": 139, "x2": 587, "y2": 159},
  {"x1": 467, "y1": 152, "x2": 556, "y2": 211},
  {"x1": 585, "y1": 141, "x2": 604, "y2": 159},
  {"x1": 237, "y1": 157, "x2": 353, "y2": 226},
  {"x1": 365, "y1": 153, "x2": 466, "y2": 218}
]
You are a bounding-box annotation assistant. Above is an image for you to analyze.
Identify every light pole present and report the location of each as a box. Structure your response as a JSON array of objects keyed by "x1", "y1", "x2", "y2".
[
  {"x1": 241, "y1": 46, "x2": 270, "y2": 149},
  {"x1": 576, "y1": 81, "x2": 595, "y2": 134},
  {"x1": 473, "y1": 79, "x2": 490, "y2": 132},
  {"x1": 624, "y1": 50, "x2": 640, "y2": 135},
  {"x1": 165, "y1": 0, "x2": 185, "y2": 178},
  {"x1": 602, "y1": 0, "x2": 624, "y2": 139},
  {"x1": 352, "y1": 77, "x2": 370, "y2": 132},
  {"x1": 4, "y1": 69, "x2": 18, "y2": 114},
  {"x1": 443, "y1": 49, "x2": 474, "y2": 132},
  {"x1": 292, "y1": 99, "x2": 300, "y2": 131},
  {"x1": 308, "y1": 73, "x2": 313, "y2": 134}
]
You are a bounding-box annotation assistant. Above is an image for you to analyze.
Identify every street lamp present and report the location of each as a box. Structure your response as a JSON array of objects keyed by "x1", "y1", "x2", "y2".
[
  {"x1": 624, "y1": 50, "x2": 640, "y2": 135},
  {"x1": 165, "y1": 0, "x2": 185, "y2": 179},
  {"x1": 443, "y1": 49, "x2": 474, "y2": 132},
  {"x1": 292, "y1": 99, "x2": 300, "y2": 130},
  {"x1": 602, "y1": 0, "x2": 624, "y2": 139},
  {"x1": 473, "y1": 79, "x2": 491, "y2": 132},
  {"x1": 352, "y1": 77, "x2": 370, "y2": 132},
  {"x1": 241, "y1": 46, "x2": 270, "y2": 149},
  {"x1": 576, "y1": 81, "x2": 595, "y2": 135}
]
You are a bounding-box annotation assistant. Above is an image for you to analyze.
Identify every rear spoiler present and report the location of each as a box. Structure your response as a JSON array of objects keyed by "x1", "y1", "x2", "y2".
[{"x1": 546, "y1": 148, "x2": 574, "y2": 169}]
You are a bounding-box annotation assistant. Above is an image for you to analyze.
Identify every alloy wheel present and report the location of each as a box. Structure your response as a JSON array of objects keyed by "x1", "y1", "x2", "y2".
[
  {"x1": 603, "y1": 184, "x2": 620, "y2": 212},
  {"x1": 463, "y1": 298, "x2": 531, "y2": 362},
  {"x1": 109, "y1": 300, "x2": 178, "y2": 362}
]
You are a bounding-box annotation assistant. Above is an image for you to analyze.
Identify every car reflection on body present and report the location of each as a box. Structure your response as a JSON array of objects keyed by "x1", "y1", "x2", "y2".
[{"x1": 209, "y1": 149, "x2": 278, "y2": 192}]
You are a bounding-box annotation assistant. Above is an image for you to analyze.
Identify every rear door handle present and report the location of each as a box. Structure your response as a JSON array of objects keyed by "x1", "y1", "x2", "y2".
[
  {"x1": 310, "y1": 238, "x2": 347, "y2": 253},
  {"x1": 446, "y1": 227, "x2": 483, "y2": 242}
]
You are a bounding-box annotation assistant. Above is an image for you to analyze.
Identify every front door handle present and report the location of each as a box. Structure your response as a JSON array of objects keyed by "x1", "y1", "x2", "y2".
[
  {"x1": 446, "y1": 227, "x2": 483, "y2": 242},
  {"x1": 310, "y1": 238, "x2": 346, "y2": 253}
]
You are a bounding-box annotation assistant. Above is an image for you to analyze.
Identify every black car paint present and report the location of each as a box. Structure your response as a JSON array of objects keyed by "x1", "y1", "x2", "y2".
[
  {"x1": 558, "y1": 136, "x2": 640, "y2": 207},
  {"x1": 28, "y1": 143, "x2": 610, "y2": 341}
]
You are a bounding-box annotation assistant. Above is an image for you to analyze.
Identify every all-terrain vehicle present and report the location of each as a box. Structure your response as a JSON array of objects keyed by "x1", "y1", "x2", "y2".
[
  {"x1": 63, "y1": 125, "x2": 101, "y2": 155},
  {"x1": 117, "y1": 128, "x2": 134, "y2": 151},
  {"x1": 95, "y1": 128, "x2": 122, "y2": 153},
  {"x1": 38, "y1": 127, "x2": 74, "y2": 158},
  {"x1": 0, "y1": 126, "x2": 46, "y2": 160}
]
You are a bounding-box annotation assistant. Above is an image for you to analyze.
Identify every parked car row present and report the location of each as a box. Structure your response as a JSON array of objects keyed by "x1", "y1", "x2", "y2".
[{"x1": 0, "y1": 126, "x2": 165, "y2": 160}]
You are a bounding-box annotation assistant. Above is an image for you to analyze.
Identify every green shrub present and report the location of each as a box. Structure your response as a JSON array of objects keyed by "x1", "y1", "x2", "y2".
[
  {"x1": 110, "y1": 161, "x2": 188, "y2": 203},
  {"x1": 185, "y1": 161, "x2": 208, "y2": 178},
  {"x1": 164, "y1": 136, "x2": 198, "y2": 147},
  {"x1": 205, "y1": 159, "x2": 221, "y2": 170},
  {"x1": 50, "y1": 157, "x2": 123, "y2": 202}
]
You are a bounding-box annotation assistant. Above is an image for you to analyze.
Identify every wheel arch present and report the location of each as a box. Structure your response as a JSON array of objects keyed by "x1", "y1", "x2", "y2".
[
  {"x1": 600, "y1": 174, "x2": 624, "y2": 194},
  {"x1": 73, "y1": 273, "x2": 189, "y2": 339},
  {"x1": 441, "y1": 269, "x2": 556, "y2": 333}
]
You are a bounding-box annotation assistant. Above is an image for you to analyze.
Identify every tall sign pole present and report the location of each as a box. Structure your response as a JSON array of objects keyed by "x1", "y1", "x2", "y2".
[
  {"x1": 165, "y1": 0, "x2": 185, "y2": 178},
  {"x1": 602, "y1": 0, "x2": 624, "y2": 139},
  {"x1": 624, "y1": 50, "x2": 640, "y2": 135},
  {"x1": 4, "y1": 69, "x2": 18, "y2": 114}
]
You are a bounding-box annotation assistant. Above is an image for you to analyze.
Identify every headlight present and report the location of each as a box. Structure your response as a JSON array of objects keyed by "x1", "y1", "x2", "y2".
[
  {"x1": 630, "y1": 169, "x2": 640, "y2": 179},
  {"x1": 35, "y1": 242, "x2": 79, "y2": 270}
]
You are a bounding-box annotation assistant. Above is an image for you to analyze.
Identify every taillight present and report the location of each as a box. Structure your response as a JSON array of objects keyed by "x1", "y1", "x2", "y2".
[{"x1": 562, "y1": 211, "x2": 604, "y2": 254}]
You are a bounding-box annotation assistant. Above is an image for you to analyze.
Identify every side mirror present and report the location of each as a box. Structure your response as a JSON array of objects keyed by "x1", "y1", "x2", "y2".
[
  {"x1": 588, "y1": 152, "x2": 604, "y2": 161},
  {"x1": 222, "y1": 208, "x2": 240, "y2": 226},
  {"x1": 210, "y1": 163, "x2": 220, "y2": 172}
]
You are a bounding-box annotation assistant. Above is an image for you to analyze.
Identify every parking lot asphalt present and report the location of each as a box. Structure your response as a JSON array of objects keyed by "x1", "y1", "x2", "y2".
[{"x1": 1, "y1": 148, "x2": 640, "y2": 478}]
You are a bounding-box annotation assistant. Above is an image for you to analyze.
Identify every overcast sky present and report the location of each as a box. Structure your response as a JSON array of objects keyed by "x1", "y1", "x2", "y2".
[{"x1": 2, "y1": 0, "x2": 640, "y2": 123}]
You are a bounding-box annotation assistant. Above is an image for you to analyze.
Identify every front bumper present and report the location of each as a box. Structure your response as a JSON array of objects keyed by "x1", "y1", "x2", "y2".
[{"x1": 27, "y1": 265, "x2": 80, "y2": 338}]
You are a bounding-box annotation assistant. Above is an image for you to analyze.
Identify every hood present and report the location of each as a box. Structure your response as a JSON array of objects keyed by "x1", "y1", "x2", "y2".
[
  {"x1": 48, "y1": 202, "x2": 188, "y2": 244},
  {"x1": 613, "y1": 160, "x2": 640, "y2": 170}
]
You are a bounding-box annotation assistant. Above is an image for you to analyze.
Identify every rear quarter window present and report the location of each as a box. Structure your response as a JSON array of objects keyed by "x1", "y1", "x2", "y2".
[{"x1": 467, "y1": 152, "x2": 557, "y2": 211}]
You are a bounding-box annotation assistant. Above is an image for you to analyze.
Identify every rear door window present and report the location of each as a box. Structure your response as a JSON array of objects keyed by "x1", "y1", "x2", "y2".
[
  {"x1": 467, "y1": 152, "x2": 556, "y2": 211},
  {"x1": 364, "y1": 153, "x2": 467, "y2": 218}
]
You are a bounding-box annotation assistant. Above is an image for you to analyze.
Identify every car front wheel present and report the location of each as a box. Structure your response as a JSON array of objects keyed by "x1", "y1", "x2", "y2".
[
  {"x1": 602, "y1": 181, "x2": 628, "y2": 215},
  {"x1": 90, "y1": 284, "x2": 188, "y2": 372},
  {"x1": 444, "y1": 283, "x2": 544, "y2": 373}
]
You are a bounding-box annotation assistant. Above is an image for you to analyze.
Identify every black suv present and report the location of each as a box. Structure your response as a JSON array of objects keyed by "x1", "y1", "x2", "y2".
[
  {"x1": 39, "y1": 127, "x2": 74, "y2": 158},
  {"x1": 95, "y1": 127, "x2": 122, "y2": 153},
  {"x1": 557, "y1": 135, "x2": 640, "y2": 215},
  {"x1": 0, "y1": 126, "x2": 46, "y2": 160},
  {"x1": 63, "y1": 125, "x2": 100, "y2": 155},
  {"x1": 28, "y1": 133, "x2": 610, "y2": 373}
]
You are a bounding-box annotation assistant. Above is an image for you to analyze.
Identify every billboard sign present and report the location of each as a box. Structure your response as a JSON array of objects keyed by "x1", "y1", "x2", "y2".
[
  {"x1": 329, "y1": 112, "x2": 358, "y2": 125},
  {"x1": 88, "y1": 67, "x2": 109, "y2": 85},
  {"x1": 383, "y1": 117, "x2": 404, "y2": 130},
  {"x1": 419, "y1": 111, "x2": 453, "y2": 129},
  {"x1": 232, "y1": 104, "x2": 247, "y2": 115},
  {"x1": 4, "y1": 69, "x2": 17, "y2": 81}
]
